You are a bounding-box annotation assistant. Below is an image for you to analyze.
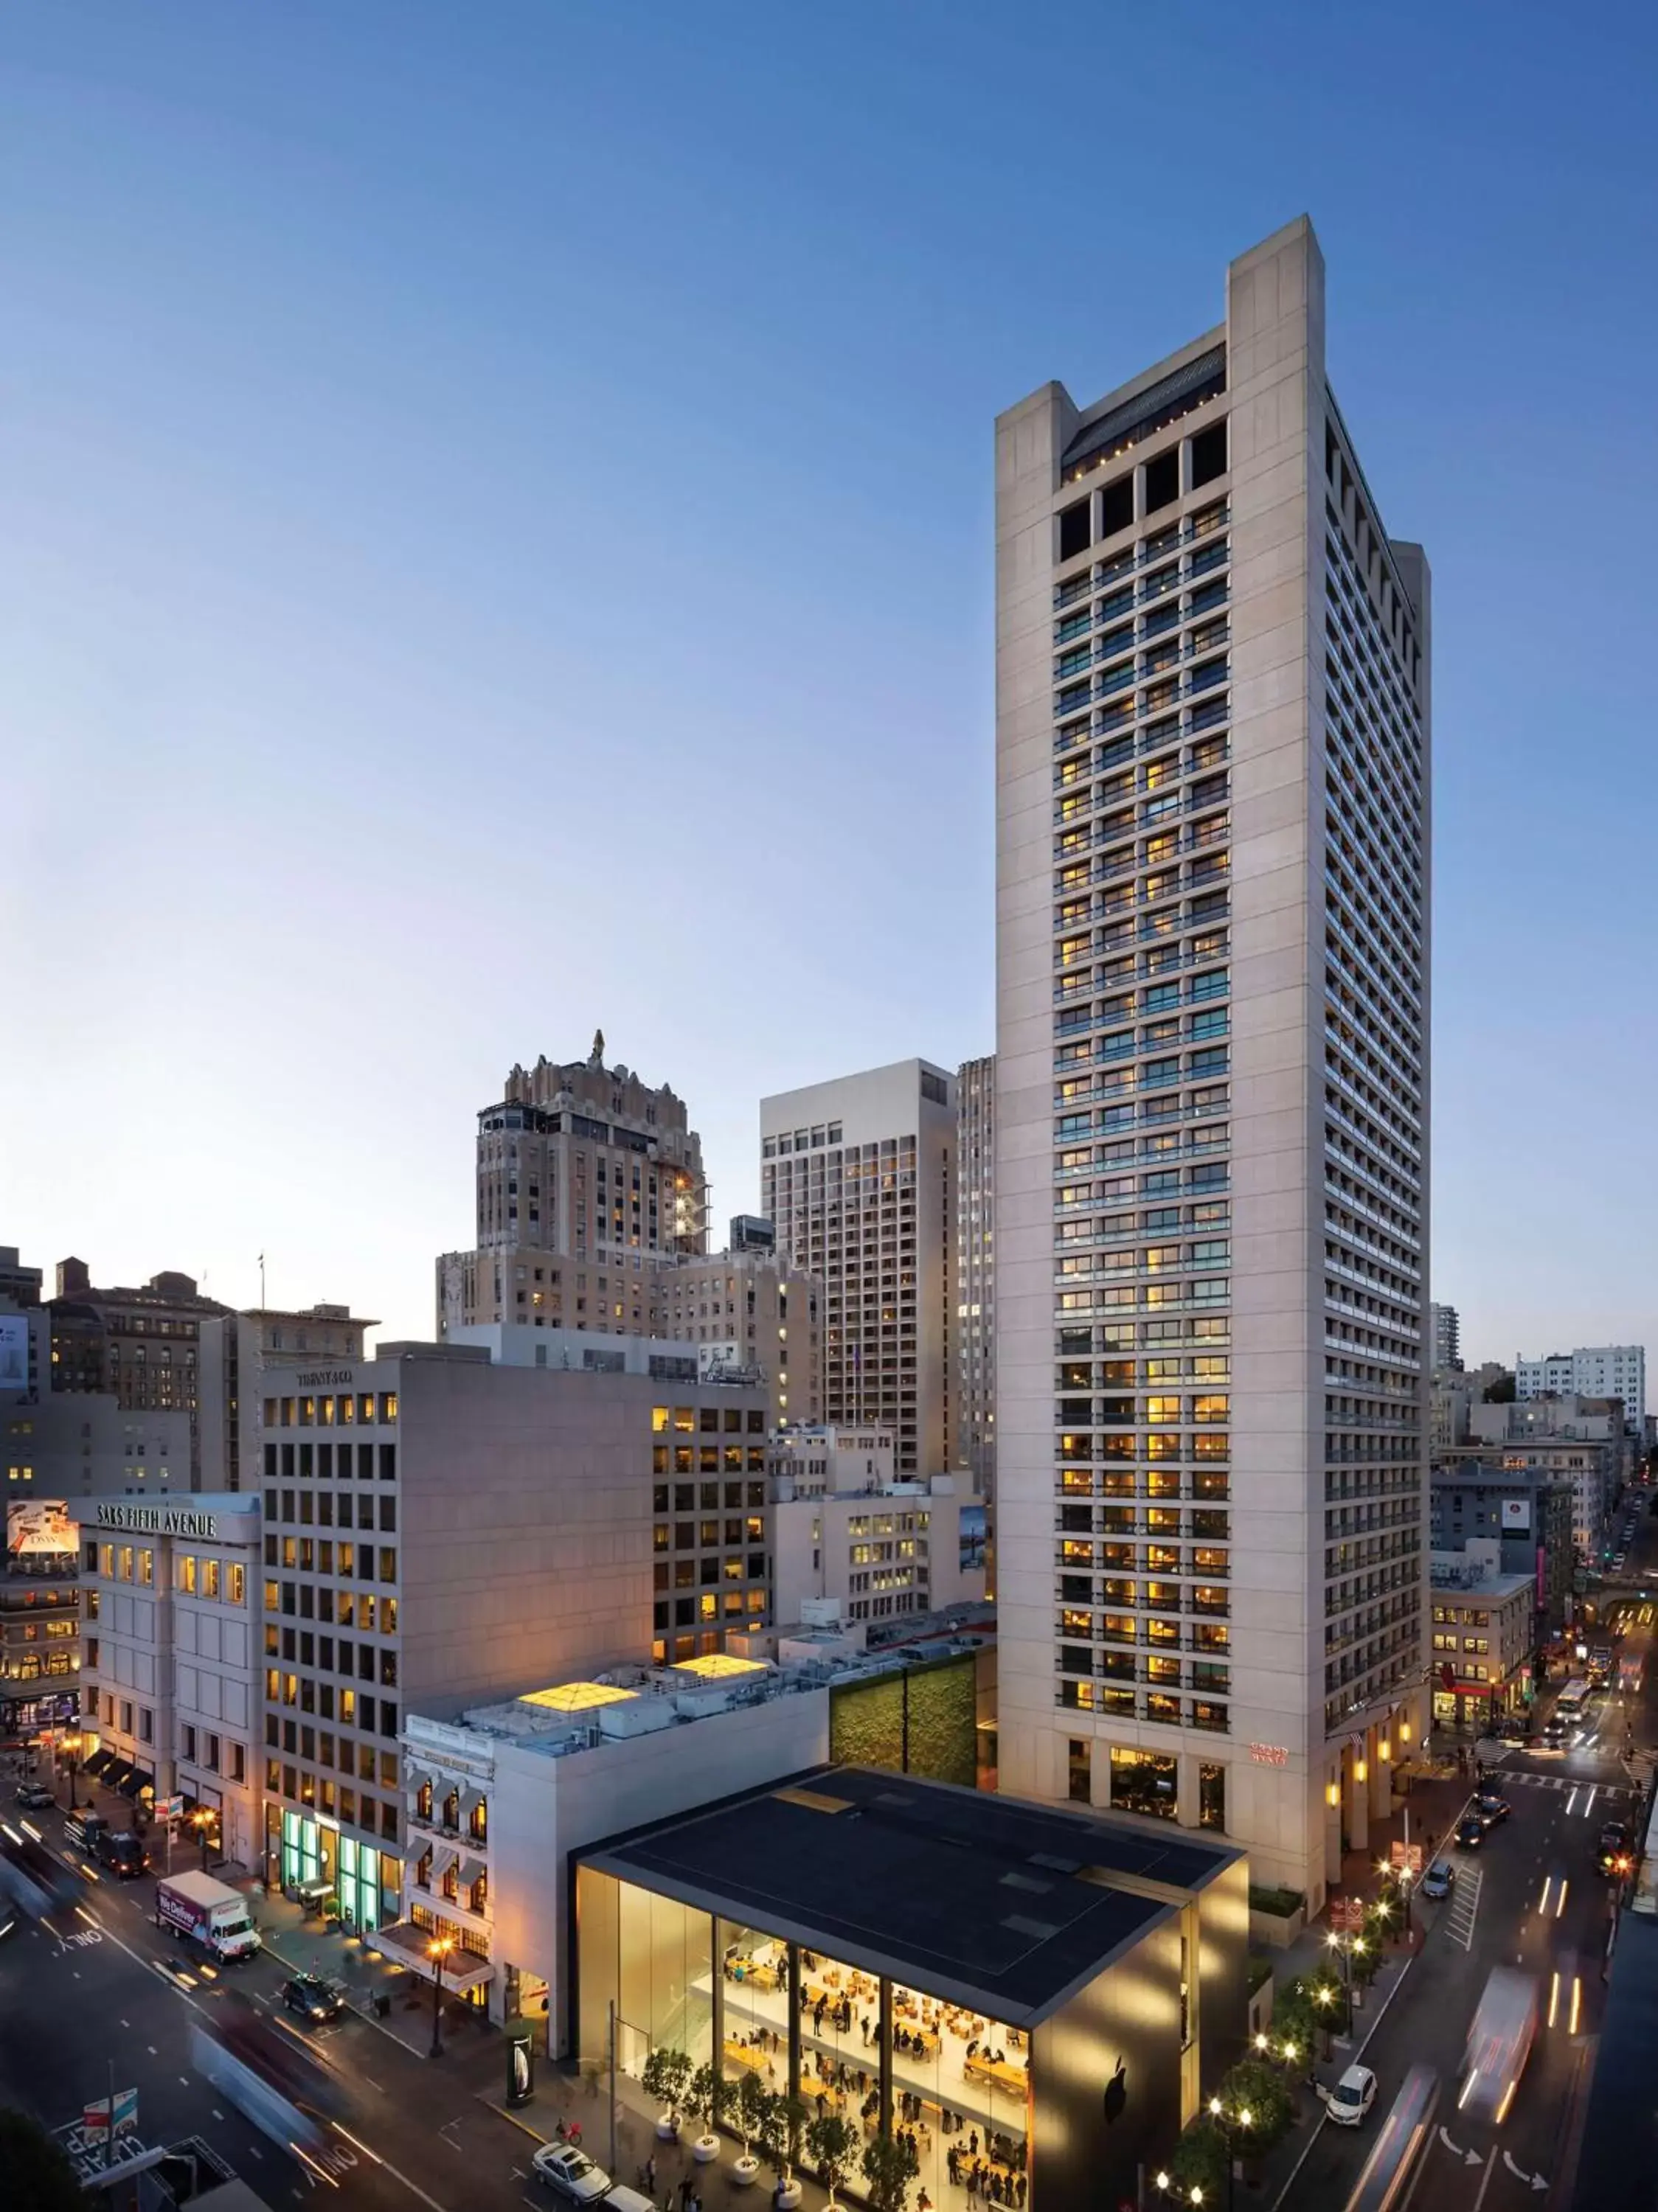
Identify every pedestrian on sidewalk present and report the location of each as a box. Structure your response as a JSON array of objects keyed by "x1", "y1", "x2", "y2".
[{"x1": 644, "y1": 2154, "x2": 656, "y2": 2194}]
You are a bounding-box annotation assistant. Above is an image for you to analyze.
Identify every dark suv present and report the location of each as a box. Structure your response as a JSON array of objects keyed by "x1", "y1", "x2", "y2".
[{"x1": 95, "y1": 1830, "x2": 149, "y2": 1879}]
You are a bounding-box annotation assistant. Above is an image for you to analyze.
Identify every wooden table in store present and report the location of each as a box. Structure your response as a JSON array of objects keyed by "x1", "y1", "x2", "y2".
[
  {"x1": 724, "y1": 2041, "x2": 769, "y2": 2074},
  {"x1": 729, "y1": 1959, "x2": 782, "y2": 1990},
  {"x1": 962, "y1": 2056, "x2": 1029, "y2": 2098}
]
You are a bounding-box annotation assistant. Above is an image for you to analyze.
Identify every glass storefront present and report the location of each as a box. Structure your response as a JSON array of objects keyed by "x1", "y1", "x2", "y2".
[
  {"x1": 890, "y1": 1978, "x2": 1029, "y2": 2212},
  {"x1": 579, "y1": 1868, "x2": 1033, "y2": 2212},
  {"x1": 267, "y1": 1805, "x2": 395, "y2": 1931},
  {"x1": 1108, "y1": 1747, "x2": 1178, "y2": 1820}
]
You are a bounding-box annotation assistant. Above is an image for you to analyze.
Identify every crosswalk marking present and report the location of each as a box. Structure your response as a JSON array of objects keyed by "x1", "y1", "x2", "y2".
[{"x1": 1446, "y1": 1863, "x2": 1482, "y2": 1951}]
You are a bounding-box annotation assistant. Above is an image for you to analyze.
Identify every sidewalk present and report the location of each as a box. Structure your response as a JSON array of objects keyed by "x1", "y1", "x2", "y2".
[
  {"x1": 476, "y1": 2059, "x2": 839, "y2": 2212},
  {"x1": 1246, "y1": 1764, "x2": 1478, "y2": 2208},
  {"x1": 226, "y1": 1874, "x2": 499, "y2": 2065}
]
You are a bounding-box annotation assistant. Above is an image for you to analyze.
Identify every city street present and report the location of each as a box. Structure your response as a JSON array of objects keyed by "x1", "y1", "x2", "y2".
[
  {"x1": 0, "y1": 1802, "x2": 566, "y2": 2211},
  {"x1": 1277, "y1": 1495, "x2": 1658, "y2": 2212}
]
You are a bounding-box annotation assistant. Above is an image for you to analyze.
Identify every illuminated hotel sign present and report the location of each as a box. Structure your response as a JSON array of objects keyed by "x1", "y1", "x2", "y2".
[{"x1": 94, "y1": 1502, "x2": 221, "y2": 1540}]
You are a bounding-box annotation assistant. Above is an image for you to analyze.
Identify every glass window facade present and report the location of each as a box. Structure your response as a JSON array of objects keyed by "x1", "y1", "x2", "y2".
[{"x1": 579, "y1": 1870, "x2": 1032, "y2": 2212}]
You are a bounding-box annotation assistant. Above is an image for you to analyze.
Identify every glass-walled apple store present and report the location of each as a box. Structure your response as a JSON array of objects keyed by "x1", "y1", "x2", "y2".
[{"x1": 578, "y1": 1867, "x2": 1030, "y2": 2212}]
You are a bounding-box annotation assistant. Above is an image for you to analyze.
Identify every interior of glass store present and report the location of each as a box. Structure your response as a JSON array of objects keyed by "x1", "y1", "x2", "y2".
[{"x1": 581, "y1": 1870, "x2": 1032, "y2": 2212}]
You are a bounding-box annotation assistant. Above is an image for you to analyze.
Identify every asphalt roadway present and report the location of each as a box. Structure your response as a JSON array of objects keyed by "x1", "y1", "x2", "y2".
[
  {"x1": 0, "y1": 1814, "x2": 555, "y2": 2210},
  {"x1": 1278, "y1": 1496, "x2": 1658, "y2": 2212}
]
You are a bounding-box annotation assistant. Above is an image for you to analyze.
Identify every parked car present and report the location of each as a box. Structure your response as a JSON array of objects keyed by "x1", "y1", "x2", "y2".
[
  {"x1": 1325, "y1": 2065, "x2": 1378, "y2": 2126},
  {"x1": 282, "y1": 1973, "x2": 344, "y2": 2023},
  {"x1": 1455, "y1": 1814, "x2": 1486, "y2": 1850},
  {"x1": 533, "y1": 2147, "x2": 614, "y2": 2202},
  {"x1": 13, "y1": 1783, "x2": 53, "y2": 1810},
  {"x1": 1421, "y1": 1860, "x2": 1454, "y2": 1899}
]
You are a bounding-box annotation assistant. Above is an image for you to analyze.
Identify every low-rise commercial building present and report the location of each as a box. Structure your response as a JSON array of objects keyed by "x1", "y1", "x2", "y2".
[
  {"x1": 78, "y1": 1493, "x2": 263, "y2": 1865},
  {"x1": 398, "y1": 1655, "x2": 836, "y2": 2036},
  {"x1": 1, "y1": 1554, "x2": 80, "y2": 1742},
  {"x1": 1428, "y1": 1553, "x2": 1535, "y2": 1732},
  {"x1": 253, "y1": 1342, "x2": 771, "y2": 1930},
  {"x1": 575, "y1": 1764, "x2": 1247, "y2": 2212},
  {"x1": 769, "y1": 1469, "x2": 985, "y2": 1630},
  {"x1": 1429, "y1": 1464, "x2": 1575, "y2": 1639}
]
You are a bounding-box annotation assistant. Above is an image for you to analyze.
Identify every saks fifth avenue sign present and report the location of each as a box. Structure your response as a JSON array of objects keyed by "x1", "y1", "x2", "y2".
[{"x1": 95, "y1": 1502, "x2": 220, "y2": 1540}]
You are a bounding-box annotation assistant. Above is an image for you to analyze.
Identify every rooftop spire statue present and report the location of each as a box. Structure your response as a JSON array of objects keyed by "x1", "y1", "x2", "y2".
[{"x1": 590, "y1": 1027, "x2": 605, "y2": 1068}]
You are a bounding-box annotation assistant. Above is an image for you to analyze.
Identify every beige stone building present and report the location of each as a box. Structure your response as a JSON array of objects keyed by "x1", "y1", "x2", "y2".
[
  {"x1": 650, "y1": 1242, "x2": 823, "y2": 1427},
  {"x1": 993, "y1": 218, "x2": 1430, "y2": 1907},
  {"x1": 761, "y1": 1060, "x2": 956, "y2": 1481},
  {"x1": 436, "y1": 1038, "x2": 710, "y2": 1340}
]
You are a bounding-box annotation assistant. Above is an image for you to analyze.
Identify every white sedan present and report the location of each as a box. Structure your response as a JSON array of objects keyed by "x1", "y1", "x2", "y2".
[
  {"x1": 533, "y1": 2146, "x2": 614, "y2": 2202},
  {"x1": 1325, "y1": 2065, "x2": 1378, "y2": 2127}
]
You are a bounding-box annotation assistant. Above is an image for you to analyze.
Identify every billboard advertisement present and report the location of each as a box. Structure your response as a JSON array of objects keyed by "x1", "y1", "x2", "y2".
[
  {"x1": 0, "y1": 1313, "x2": 28, "y2": 1391},
  {"x1": 7, "y1": 1500, "x2": 80, "y2": 1568},
  {"x1": 1501, "y1": 1497, "x2": 1530, "y2": 1531},
  {"x1": 959, "y1": 1503, "x2": 988, "y2": 1573}
]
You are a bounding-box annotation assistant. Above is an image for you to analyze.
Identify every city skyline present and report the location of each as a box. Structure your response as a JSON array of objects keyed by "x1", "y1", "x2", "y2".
[{"x1": 7, "y1": 4, "x2": 1658, "y2": 1362}]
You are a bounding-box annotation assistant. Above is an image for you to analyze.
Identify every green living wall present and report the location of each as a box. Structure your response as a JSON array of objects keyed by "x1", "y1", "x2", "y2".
[{"x1": 829, "y1": 1654, "x2": 977, "y2": 1788}]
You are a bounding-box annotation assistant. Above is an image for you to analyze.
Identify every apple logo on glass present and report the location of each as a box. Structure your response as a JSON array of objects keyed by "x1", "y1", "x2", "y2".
[{"x1": 1103, "y1": 2058, "x2": 1128, "y2": 2125}]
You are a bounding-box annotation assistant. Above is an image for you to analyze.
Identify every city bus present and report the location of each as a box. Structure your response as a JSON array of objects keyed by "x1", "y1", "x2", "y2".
[
  {"x1": 0, "y1": 1821, "x2": 83, "y2": 1924},
  {"x1": 1341, "y1": 2065, "x2": 1440, "y2": 2212}
]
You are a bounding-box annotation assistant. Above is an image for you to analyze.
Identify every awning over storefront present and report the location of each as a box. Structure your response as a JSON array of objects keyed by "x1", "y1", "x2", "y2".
[
  {"x1": 118, "y1": 1767, "x2": 154, "y2": 1799},
  {"x1": 100, "y1": 1759, "x2": 134, "y2": 1795},
  {"x1": 83, "y1": 1749, "x2": 115, "y2": 1780},
  {"x1": 371, "y1": 1919, "x2": 493, "y2": 1992}
]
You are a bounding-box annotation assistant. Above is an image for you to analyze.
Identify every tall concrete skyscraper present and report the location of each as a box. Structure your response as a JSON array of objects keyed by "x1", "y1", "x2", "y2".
[
  {"x1": 1429, "y1": 1301, "x2": 1461, "y2": 1374},
  {"x1": 761, "y1": 1062, "x2": 955, "y2": 1479},
  {"x1": 994, "y1": 218, "x2": 1429, "y2": 1907}
]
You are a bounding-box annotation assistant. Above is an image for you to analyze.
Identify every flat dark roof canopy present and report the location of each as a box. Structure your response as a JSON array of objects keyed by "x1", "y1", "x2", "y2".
[{"x1": 580, "y1": 1764, "x2": 1243, "y2": 2025}]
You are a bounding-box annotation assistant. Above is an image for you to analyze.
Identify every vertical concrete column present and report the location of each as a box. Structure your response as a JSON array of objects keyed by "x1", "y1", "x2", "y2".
[
  {"x1": 1369, "y1": 1725, "x2": 1391, "y2": 1822},
  {"x1": 1090, "y1": 1733, "x2": 1111, "y2": 1812},
  {"x1": 1343, "y1": 1742, "x2": 1369, "y2": 1856},
  {"x1": 1179, "y1": 435, "x2": 1195, "y2": 497},
  {"x1": 1176, "y1": 1753, "x2": 1201, "y2": 1829},
  {"x1": 876, "y1": 1975, "x2": 892, "y2": 2135},
  {"x1": 1133, "y1": 462, "x2": 1148, "y2": 524},
  {"x1": 1090, "y1": 487, "x2": 1103, "y2": 546}
]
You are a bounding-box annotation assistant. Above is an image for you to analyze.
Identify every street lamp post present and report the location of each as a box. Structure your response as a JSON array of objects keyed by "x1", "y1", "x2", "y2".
[
  {"x1": 1152, "y1": 2172, "x2": 1204, "y2": 2209},
  {"x1": 1206, "y1": 2098, "x2": 1252, "y2": 2212},
  {"x1": 192, "y1": 1809, "x2": 215, "y2": 1871},
  {"x1": 60, "y1": 1731, "x2": 83, "y2": 1812},
  {"x1": 429, "y1": 1935, "x2": 455, "y2": 2059}
]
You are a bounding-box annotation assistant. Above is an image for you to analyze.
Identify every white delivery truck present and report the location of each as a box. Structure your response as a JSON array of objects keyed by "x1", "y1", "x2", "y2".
[{"x1": 156, "y1": 1869, "x2": 262, "y2": 1961}]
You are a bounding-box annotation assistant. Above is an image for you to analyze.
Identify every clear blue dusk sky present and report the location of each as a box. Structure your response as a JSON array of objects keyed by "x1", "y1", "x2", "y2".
[{"x1": 4, "y1": 3, "x2": 1656, "y2": 1375}]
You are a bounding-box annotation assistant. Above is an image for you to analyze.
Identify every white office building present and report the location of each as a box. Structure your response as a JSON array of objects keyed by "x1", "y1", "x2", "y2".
[
  {"x1": 1516, "y1": 1346, "x2": 1645, "y2": 1431},
  {"x1": 994, "y1": 218, "x2": 1430, "y2": 1905},
  {"x1": 761, "y1": 1061, "x2": 956, "y2": 1480},
  {"x1": 79, "y1": 1494, "x2": 263, "y2": 1868},
  {"x1": 398, "y1": 1657, "x2": 835, "y2": 2039}
]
